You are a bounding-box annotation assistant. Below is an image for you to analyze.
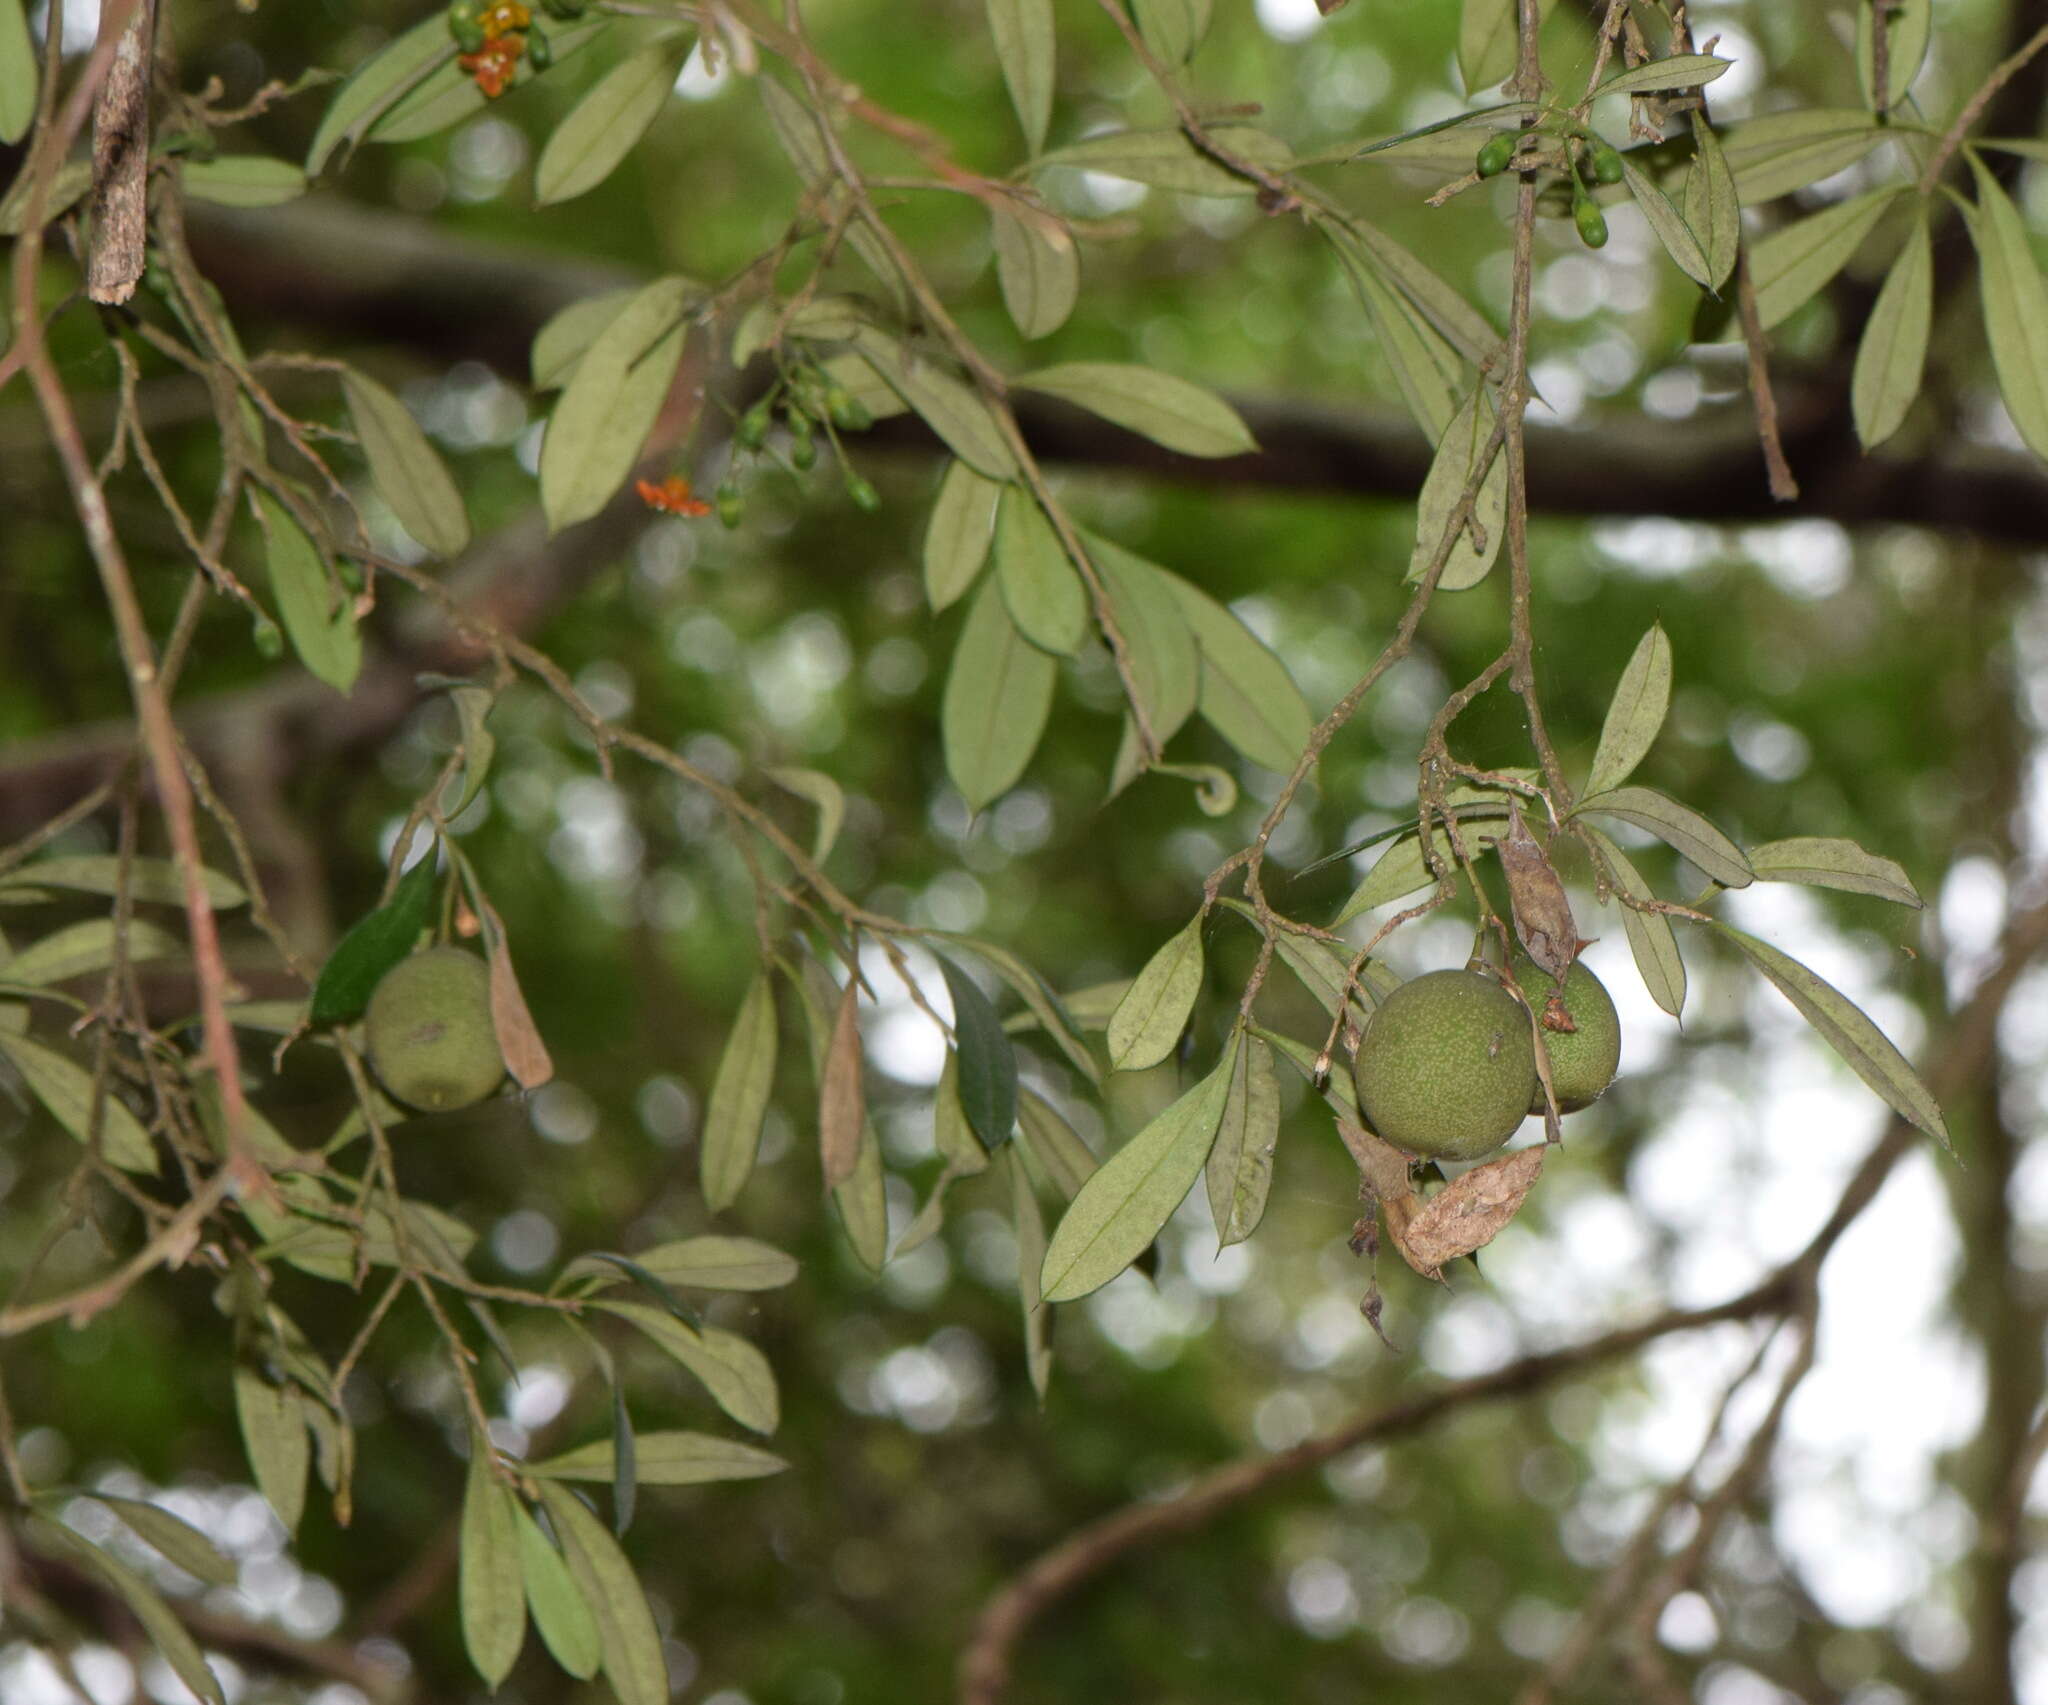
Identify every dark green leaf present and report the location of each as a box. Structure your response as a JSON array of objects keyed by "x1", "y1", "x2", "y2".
[
  {"x1": 936, "y1": 953, "x2": 1019, "y2": 1149},
  {"x1": 308, "y1": 846, "x2": 439, "y2": 1026}
]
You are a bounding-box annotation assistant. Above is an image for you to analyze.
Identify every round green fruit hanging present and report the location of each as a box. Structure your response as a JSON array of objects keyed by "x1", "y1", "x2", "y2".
[
  {"x1": 365, "y1": 947, "x2": 506, "y2": 1112},
  {"x1": 1518, "y1": 956, "x2": 1622, "y2": 1113},
  {"x1": 1353, "y1": 968, "x2": 1536, "y2": 1162}
]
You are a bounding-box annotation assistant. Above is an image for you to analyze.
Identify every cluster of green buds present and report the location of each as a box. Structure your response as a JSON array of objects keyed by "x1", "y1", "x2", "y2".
[
  {"x1": 722, "y1": 359, "x2": 878, "y2": 525},
  {"x1": 445, "y1": 0, "x2": 582, "y2": 93},
  {"x1": 1472, "y1": 121, "x2": 1624, "y2": 250}
]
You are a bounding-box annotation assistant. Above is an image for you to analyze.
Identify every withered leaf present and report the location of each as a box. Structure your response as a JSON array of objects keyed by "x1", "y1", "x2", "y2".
[{"x1": 1387, "y1": 1145, "x2": 1543, "y2": 1279}]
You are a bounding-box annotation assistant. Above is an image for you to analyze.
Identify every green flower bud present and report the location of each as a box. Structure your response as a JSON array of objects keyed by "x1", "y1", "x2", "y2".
[
  {"x1": 845, "y1": 474, "x2": 881, "y2": 512},
  {"x1": 1573, "y1": 197, "x2": 1609, "y2": 249},
  {"x1": 1587, "y1": 139, "x2": 1624, "y2": 185},
  {"x1": 1475, "y1": 134, "x2": 1515, "y2": 178},
  {"x1": 737, "y1": 400, "x2": 773, "y2": 450},
  {"x1": 716, "y1": 480, "x2": 744, "y2": 528},
  {"x1": 526, "y1": 22, "x2": 553, "y2": 69},
  {"x1": 790, "y1": 432, "x2": 817, "y2": 470}
]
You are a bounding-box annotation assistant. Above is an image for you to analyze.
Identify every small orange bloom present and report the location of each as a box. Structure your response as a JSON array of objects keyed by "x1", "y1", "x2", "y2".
[
  {"x1": 459, "y1": 34, "x2": 523, "y2": 97},
  {"x1": 478, "y1": 1, "x2": 532, "y2": 39},
  {"x1": 637, "y1": 476, "x2": 713, "y2": 517}
]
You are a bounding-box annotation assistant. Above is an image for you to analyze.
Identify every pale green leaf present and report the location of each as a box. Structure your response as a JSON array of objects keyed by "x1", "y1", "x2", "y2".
[
  {"x1": 1620, "y1": 158, "x2": 1712, "y2": 287},
  {"x1": 306, "y1": 14, "x2": 451, "y2": 174},
  {"x1": 1034, "y1": 124, "x2": 1291, "y2": 196},
  {"x1": 1748, "y1": 837, "x2": 1920, "y2": 906},
  {"x1": 1255, "y1": 1024, "x2": 1358, "y2": 1115},
  {"x1": 531, "y1": 1430, "x2": 787, "y2": 1485},
  {"x1": 85, "y1": 1494, "x2": 237, "y2": 1586},
  {"x1": 1132, "y1": 0, "x2": 1212, "y2": 66},
  {"x1": 0, "y1": 0, "x2": 35, "y2": 143},
  {"x1": 995, "y1": 486, "x2": 1088, "y2": 654},
  {"x1": 1041, "y1": 1047, "x2": 1234, "y2": 1302},
  {"x1": 1577, "y1": 824, "x2": 1686, "y2": 1017},
  {"x1": 0, "y1": 159, "x2": 89, "y2": 233},
  {"x1": 515, "y1": 1503, "x2": 601, "y2": 1679},
  {"x1": 1587, "y1": 622, "x2": 1672, "y2": 794},
  {"x1": 1408, "y1": 385, "x2": 1505, "y2": 590},
  {"x1": 1337, "y1": 220, "x2": 1503, "y2": 370},
  {"x1": 23, "y1": 1514, "x2": 224, "y2": 1705},
  {"x1": 181, "y1": 156, "x2": 307, "y2": 207},
  {"x1": 1576, "y1": 785, "x2": 1751, "y2": 888},
  {"x1": 1596, "y1": 53, "x2": 1732, "y2": 98},
  {"x1": 1718, "y1": 109, "x2": 1882, "y2": 204},
  {"x1": 4, "y1": 918, "x2": 182, "y2": 985},
  {"x1": 1852, "y1": 214, "x2": 1931, "y2": 449},
  {"x1": 530, "y1": 287, "x2": 639, "y2": 391},
  {"x1": 1088, "y1": 535, "x2": 1200, "y2": 745},
  {"x1": 1205, "y1": 1031, "x2": 1279, "y2": 1247},
  {"x1": 1682, "y1": 116, "x2": 1740, "y2": 291},
  {"x1": 1016, "y1": 1088, "x2": 1099, "y2": 1200},
  {"x1": 987, "y1": 0, "x2": 1055, "y2": 153},
  {"x1": 1857, "y1": 0, "x2": 1931, "y2": 110},
  {"x1": 943, "y1": 578, "x2": 1058, "y2": 810},
  {"x1": 1107, "y1": 915, "x2": 1204, "y2": 1073},
  {"x1": 253, "y1": 490, "x2": 360, "y2": 692},
  {"x1": 831, "y1": 1109, "x2": 890, "y2": 1272},
  {"x1": 604, "y1": 1302, "x2": 780, "y2": 1434},
  {"x1": 342, "y1": 367, "x2": 470, "y2": 557},
  {"x1": 756, "y1": 73, "x2": 829, "y2": 188},
  {"x1": 442, "y1": 684, "x2": 496, "y2": 820},
  {"x1": 990, "y1": 199, "x2": 1079, "y2": 339},
  {"x1": 766, "y1": 766, "x2": 845, "y2": 866},
  {"x1": 535, "y1": 35, "x2": 688, "y2": 206},
  {"x1": 700, "y1": 971, "x2": 777, "y2": 1213},
  {"x1": 1458, "y1": 0, "x2": 1517, "y2": 93},
  {"x1": 1014, "y1": 361, "x2": 1254, "y2": 458},
  {"x1": 923, "y1": 460, "x2": 1002, "y2": 612},
  {"x1": 589, "y1": 1235, "x2": 797, "y2": 1292},
  {"x1": 369, "y1": 19, "x2": 606, "y2": 144},
  {"x1": 1338, "y1": 243, "x2": 1462, "y2": 437},
  {"x1": 1007, "y1": 1147, "x2": 1053, "y2": 1398},
  {"x1": 540, "y1": 276, "x2": 693, "y2": 531},
  {"x1": 234, "y1": 1365, "x2": 309, "y2": 1534},
  {"x1": 846, "y1": 325, "x2": 1017, "y2": 478},
  {"x1": 1166, "y1": 577, "x2": 1313, "y2": 773},
  {"x1": 1716, "y1": 922, "x2": 1947, "y2": 1146},
  {"x1": 1748, "y1": 188, "x2": 1900, "y2": 330},
  {"x1": 1334, "y1": 833, "x2": 1434, "y2": 922},
  {"x1": 1967, "y1": 159, "x2": 2048, "y2": 462},
  {"x1": 0, "y1": 1033, "x2": 158, "y2": 1172},
  {"x1": 460, "y1": 1448, "x2": 527, "y2": 1688},
  {"x1": 533, "y1": 1484, "x2": 669, "y2": 1705}
]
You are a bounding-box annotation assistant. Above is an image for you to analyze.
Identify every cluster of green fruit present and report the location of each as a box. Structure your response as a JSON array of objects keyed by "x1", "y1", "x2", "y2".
[
  {"x1": 723, "y1": 363, "x2": 879, "y2": 524},
  {"x1": 1353, "y1": 960, "x2": 1621, "y2": 1162},
  {"x1": 1473, "y1": 127, "x2": 1625, "y2": 250},
  {"x1": 364, "y1": 947, "x2": 508, "y2": 1112}
]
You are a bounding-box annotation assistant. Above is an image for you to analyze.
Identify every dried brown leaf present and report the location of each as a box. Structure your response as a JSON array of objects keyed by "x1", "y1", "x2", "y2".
[
  {"x1": 478, "y1": 897, "x2": 554, "y2": 1089},
  {"x1": 1388, "y1": 1146, "x2": 1544, "y2": 1278}
]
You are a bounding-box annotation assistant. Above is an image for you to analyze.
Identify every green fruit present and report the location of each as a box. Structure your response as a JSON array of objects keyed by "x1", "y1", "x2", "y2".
[
  {"x1": 845, "y1": 474, "x2": 881, "y2": 512},
  {"x1": 365, "y1": 948, "x2": 504, "y2": 1112},
  {"x1": 526, "y1": 22, "x2": 553, "y2": 69},
  {"x1": 736, "y1": 400, "x2": 773, "y2": 450},
  {"x1": 716, "y1": 480, "x2": 744, "y2": 528},
  {"x1": 1586, "y1": 139, "x2": 1624, "y2": 185},
  {"x1": 1353, "y1": 969, "x2": 1536, "y2": 1162},
  {"x1": 1573, "y1": 197, "x2": 1609, "y2": 249},
  {"x1": 1475, "y1": 134, "x2": 1515, "y2": 178},
  {"x1": 1519, "y1": 957, "x2": 1621, "y2": 1113},
  {"x1": 446, "y1": 0, "x2": 487, "y2": 52}
]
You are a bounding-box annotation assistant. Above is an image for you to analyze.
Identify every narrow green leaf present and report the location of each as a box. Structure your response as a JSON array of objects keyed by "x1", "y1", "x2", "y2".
[
  {"x1": 1013, "y1": 361, "x2": 1255, "y2": 458},
  {"x1": 1255, "y1": 1024, "x2": 1358, "y2": 1116},
  {"x1": 531, "y1": 1429, "x2": 787, "y2": 1485},
  {"x1": 846, "y1": 325, "x2": 1017, "y2": 478},
  {"x1": 1852, "y1": 214, "x2": 1931, "y2": 449},
  {"x1": 370, "y1": 18, "x2": 607, "y2": 145},
  {"x1": 1748, "y1": 837, "x2": 1920, "y2": 906},
  {"x1": 1718, "y1": 109, "x2": 1882, "y2": 204},
  {"x1": 1166, "y1": 577, "x2": 1313, "y2": 773},
  {"x1": 441, "y1": 683, "x2": 496, "y2": 820},
  {"x1": 603, "y1": 1302, "x2": 780, "y2": 1434},
  {"x1": 943, "y1": 578, "x2": 1058, "y2": 810},
  {"x1": 1339, "y1": 244, "x2": 1461, "y2": 437},
  {"x1": 1619, "y1": 158, "x2": 1712, "y2": 287},
  {"x1": 933, "y1": 1051, "x2": 993, "y2": 1175},
  {"x1": 1017, "y1": 1088, "x2": 1099, "y2": 1200},
  {"x1": 756, "y1": 73, "x2": 829, "y2": 188},
  {"x1": 991, "y1": 198, "x2": 1078, "y2": 339},
  {"x1": 1458, "y1": 0, "x2": 1517, "y2": 93},
  {"x1": 308, "y1": 846, "x2": 439, "y2": 1026},
  {"x1": 1408, "y1": 385, "x2": 1505, "y2": 590},
  {"x1": 515, "y1": 1502, "x2": 602, "y2": 1679},
  {"x1": 4, "y1": 918, "x2": 182, "y2": 985},
  {"x1": 1007, "y1": 1148, "x2": 1053, "y2": 1398},
  {"x1": 85, "y1": 1495, "x2": 236, "y2": 1586},
  {"x1": 1967, "y1": 160, "x2": 2048, "y2": 462},
  {"x1": 22, "y1": 1514, "x2": 224, "y2": 1705},
  {"x1": 533, "y1": 1484, "x2": 670, "y2": 1705},
  {"x1": 306, "y1": 14, "x2": 451, "y2": 174},
  {"x1": 0, "y1": 0, "x2": 35, "y2": 142},
  {"x1": 1088, "y1": 537, "x2": 1200, "y2": 747},
  {"x1": 1576, "y1": 785, "x2": 1752, "y2": 888},
  {"x1": 701, "y1": 971, "x2": 778, "y2": 1213},
  {"x1": 987, "y1": 0, "x2": 1055, "y2": 153},
  {"x1": 535, "y1": 35, "x2": 689, "y2": 206},
  {"x1": 610, "y1": 1235, "x2": 798, "y2": 1291},
  {"x1": 1596, "y1": 53, "x2": 1732, "y2": 98},
  {"x1": 234, "y1": 1365, "x2": 309, "y2": 1534},
  {"x1": 1337, "y1": 220, "x2": 1503, "y2": 369},
  {"x1": 1683, "y1": 117, "x2": 1740, "y2": 292},
  {"x1": 936, "y1": 954, "x2": 1019, "y2": 1149},
  {"x1": 1857, "y1": 0, "x2": 1931, "y2": 110},
  {"x1": 1132, "y1": 0, "x2": 1212, "y2": 66},
  {"x1": 1749, "y1": 188, "x2": 1900, "y2": 330},
  {"x1": 1205, "y1": 1032, "x2": 1279, "y2": 1247},
  {"x1": 832, "y1": 1117, "x2": 890, "y2": 1272},
  {"x1": 0, "y1": 1034, "x2": 158, "y2": 1173},
  {"x1": 1587, "y1": 622, "x2": 1672, "y2": 794},
  {"x1": 341, "y1": 367, "x2": 470, "y2": 558},
  {"x1": 1577, "y1": 824, "x2": 1686, "y2": 1017},
  {"x1": 1107, "y1": 915, "x2": 1204, "y2": 1073},
  {"x1": 1041, "y1": 1048, "x2": 1234, "y2": 1302},
  {"x1": 994, "y1": 487, "x2": 1088, "y2": 654},
  {"x1": 530, "y1": 286, "x2": 640, "y2": 392},
  {"x1": 181, "y1": 155, "x2": 307, "y2": 207},
  {"x1": 765, "y1": 767, "x2": 845, "y2": 866},
  {"x1": 0, "y1": 855, "x2": 244, "y2": 909},
  {"x1": 924, "y1": 461, "x2": 1002, "y2": 612},
  {"x1": 1715, "y1": 923, "x2": 1947, "y2": 1146},
  {"x1": 610, "y1": 1382, "x2": 636, "y2": 1534},
  {"x1": 818, "y1": 976, "x2": 865, "y2": 1191},
  {"x1": 541, "y1": 276, "x2": 693, "y2": 531},
  {"x1": 942, "y1": 935, "x2": 1099, "y2": 1084},
  {"x1": 1034, "y1": 123, "x2": 1290, "y2": 196},
  {"x1": 460, "y1": 1447, "x2": 527, "y2": 1688},
  {"x1": 253, "y1": 490, "x2": 360, "y2": 692}
]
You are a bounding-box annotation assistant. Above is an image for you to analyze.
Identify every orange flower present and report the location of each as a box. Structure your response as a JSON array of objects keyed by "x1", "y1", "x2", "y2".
[
  {"x1": 478, "y1": 1, "x2": 532, "y2": 39},
  {"x1": 636, "y1": 477, "x2": 713, "y2": 517},
  {"x1": 459, "y1": 34, "x2": 523, "y2": 97}
]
